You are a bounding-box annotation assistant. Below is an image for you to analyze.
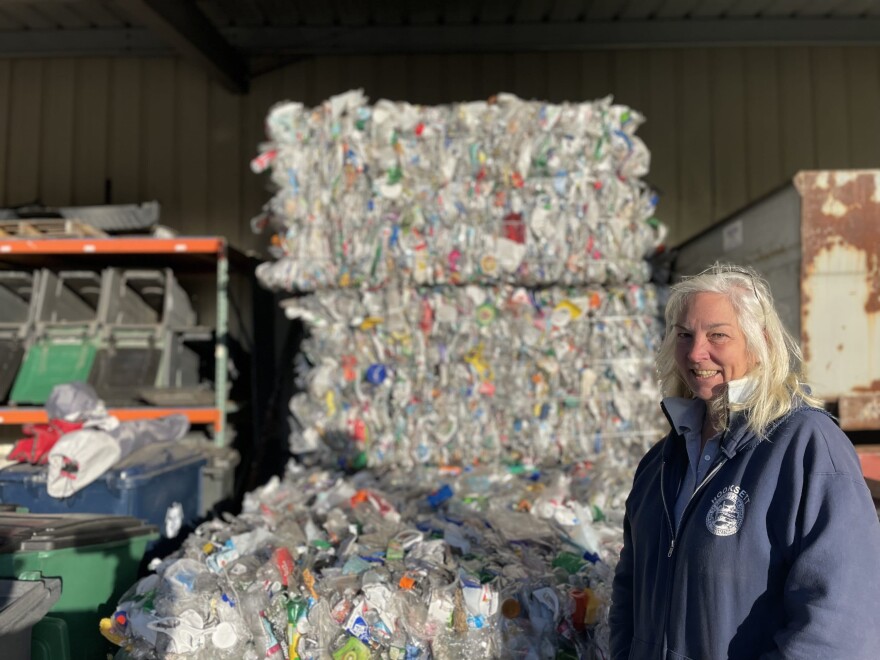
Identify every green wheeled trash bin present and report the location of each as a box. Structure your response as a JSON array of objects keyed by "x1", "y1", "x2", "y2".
[{"x1": 0, "y1": 513, "x2": 158, "y2": 660}]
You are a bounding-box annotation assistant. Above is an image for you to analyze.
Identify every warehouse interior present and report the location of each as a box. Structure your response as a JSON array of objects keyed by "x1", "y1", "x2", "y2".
[{"x1": 0, "y1": 1, "x2": 879, "y2": 658}]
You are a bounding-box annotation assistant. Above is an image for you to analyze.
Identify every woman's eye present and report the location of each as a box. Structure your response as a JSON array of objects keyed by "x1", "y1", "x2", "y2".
[{"x1": 710, "y1": 333, "x2": 729, "y2": 340}]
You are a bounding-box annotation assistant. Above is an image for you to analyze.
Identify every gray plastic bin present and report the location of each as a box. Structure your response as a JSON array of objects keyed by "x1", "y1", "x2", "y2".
[
  {"x1": 34, "y1": 269, "x2": 102, "y2": 334},
  {"x1": 0, "y1": 270, "x2": 40, "y2": 333},
  {"x1": 98, "y1": 268, "x2": 196, "y2": 330},
  {"x1": 97, "y1": 268, "x2": 160, "y2": 327}
]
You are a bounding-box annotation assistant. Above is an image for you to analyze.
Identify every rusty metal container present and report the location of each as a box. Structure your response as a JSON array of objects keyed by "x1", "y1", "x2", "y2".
[{"x1": 672, "y1": 170, "x2": 880, "y2": 431}]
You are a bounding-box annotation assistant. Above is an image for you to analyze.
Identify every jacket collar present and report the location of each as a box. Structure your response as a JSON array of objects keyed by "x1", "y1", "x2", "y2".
[{"x1": 660, "y1": 377, "x2": 758, "y2": 460}]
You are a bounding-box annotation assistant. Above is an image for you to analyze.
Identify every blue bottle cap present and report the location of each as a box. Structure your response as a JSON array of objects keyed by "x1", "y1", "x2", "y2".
[{"x1": 365, "y1": 363, "x2": 387, "y2": 384}]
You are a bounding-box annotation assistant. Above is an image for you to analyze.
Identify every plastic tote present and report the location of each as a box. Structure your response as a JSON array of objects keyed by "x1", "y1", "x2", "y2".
[
  {"x1": 0, "y1": 442, "x2": 207, "y2": 542},
  {"x1": 0, "y1": 512, "x2": 157, "y2": 660}
]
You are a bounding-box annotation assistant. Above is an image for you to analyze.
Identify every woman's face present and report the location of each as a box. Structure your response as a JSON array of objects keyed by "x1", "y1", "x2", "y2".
[{"x1": 674, "y1": 292, "x2": 753, "y2": 401}]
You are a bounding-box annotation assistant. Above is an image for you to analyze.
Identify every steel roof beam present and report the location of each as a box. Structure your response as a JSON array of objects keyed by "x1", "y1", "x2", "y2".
[
  {"x1": 0, "y1": 18, "x2": 877, "y2": 62},
  {"x1": 225, "y1": 18, "x2": 880, "y2": 52},
  {"x1": 116, "y1": 0, "x2": 249, "y2": 94}
]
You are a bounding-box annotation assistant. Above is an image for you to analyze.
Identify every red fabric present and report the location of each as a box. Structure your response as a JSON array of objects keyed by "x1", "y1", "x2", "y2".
[{"x1": 7, "y1": 419, "x2": 84, "y2": 465}]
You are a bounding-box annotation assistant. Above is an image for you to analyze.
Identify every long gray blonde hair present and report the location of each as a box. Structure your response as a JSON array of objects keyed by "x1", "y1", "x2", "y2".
[{"x1": 656, "y1": 263, "x2": 821, "y2": 437}]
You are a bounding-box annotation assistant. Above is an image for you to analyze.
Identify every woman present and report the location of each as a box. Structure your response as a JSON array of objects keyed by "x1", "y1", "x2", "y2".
[{"x1": 609, "y1": 263, "x2": 880, "y2": 659}]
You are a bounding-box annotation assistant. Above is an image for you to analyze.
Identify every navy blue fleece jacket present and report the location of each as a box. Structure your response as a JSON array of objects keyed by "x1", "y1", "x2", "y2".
[{"x1": 609, "y1": 401, "x2": 880, "y2": 660}]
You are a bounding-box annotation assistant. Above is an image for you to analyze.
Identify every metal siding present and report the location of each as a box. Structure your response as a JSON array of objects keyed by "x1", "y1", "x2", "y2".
[
  {"x1": 646, "y1": 50, "x2": 679, "y2": 238},
  {"x1": 476, "y1": 53, "x2": 515, "y2": 100},
  {"x1": 309, "y1": 56, "x2": 342, "y2": 103},
  {"x1": 142, "y1": 60, "x2": 177, "y2": 216},
  {"x1": 443, "y1": 54, "x2": 480, "y2": 101},
  {"x1": 277, "y1": 58, "x2": 308, "y2": 107},
  {"x1": 374, "y1": 54, "x2": 409, "y2": 103},
  {"x1": 73, "y1": 59, "x2": 110, "y2": 205},
  {"x1": 6, "y1": 60, "x2": 43, "y2": 207},
  {"x1": 610, "y1": 50, "x2": 647, "y2": 120},
  {"x1": 812, "y1": 47, "x2": 850, "y2": 169},
  {"x1": 513, "y1": 51, "x2": 549, "y2": 102},
  {"x1": 207, "y1": 82, "x2": 242, "y2": 246},
  {"x1": 176, "y1": 63, "x2": 211, "y2": 235},
  {"x1": 710, "y1": 48, "x2": 749, "y2": 220},
  {"x1": 340, "y1": 55, "x2": 378, "y2": 99},
  {"x1": 578, "y1": 51, "x2": 612, "y2": 102},
  {"x1": 243, "y1": 67, "x2": 282, "y2": 252},
  {"x1": 744, "y1": 48, "x2": 783, "y2": 200},
  {"x1": 845, "y1": 47, "x2": 880, "y2": 168},
  {"x1": 0, "y1": 60, "x2": 10, "y2": 206},
  {"x1": 40, "y1": 60, "x2": 76, "y2": 206},
  {"x1": 108, "y1": 59, "x2": 143, "y2": 205},
  {"x1": 410, "y1": 54, "x2": 446, "y2": 105},
  {"x1": 778, "y1": 47, "x2": 816, "y2": 176},
  {"x1": 678, "y1": 48, "x2": 714, "y2": 240},
  {"x1": 547, "y1": 52, "x2": 584, "y2": 102}
]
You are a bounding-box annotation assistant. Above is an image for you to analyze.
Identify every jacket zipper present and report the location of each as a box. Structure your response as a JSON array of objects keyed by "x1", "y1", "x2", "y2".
[
  {"x1": 659, "y1": 449, "x2": 729, "y2": 658},
  {"x1": 665, "y1": 457, "x2": 728, "y2": 557}
]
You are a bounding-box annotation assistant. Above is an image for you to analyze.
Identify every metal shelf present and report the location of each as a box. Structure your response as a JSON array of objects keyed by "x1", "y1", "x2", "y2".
[
  {"x1": 0, "y1": 406, "x2": 222, "y2": 426},
  {"x1": 0, "y1": 236, "x2": 232, "y2": 446},
  {"x1": 0, "y1": 237, "x2": 225, "y2": 256}
]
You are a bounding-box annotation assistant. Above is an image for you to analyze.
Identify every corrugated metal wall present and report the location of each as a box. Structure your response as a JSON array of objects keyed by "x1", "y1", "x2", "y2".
[{"x1": 1, "y1": 46, "x2": 878, "y2": 250}]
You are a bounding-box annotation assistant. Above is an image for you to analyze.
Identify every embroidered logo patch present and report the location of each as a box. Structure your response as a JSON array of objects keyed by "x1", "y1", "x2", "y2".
[{"x1": 706, "y1": 485, "x2": 750, "y2": 537}]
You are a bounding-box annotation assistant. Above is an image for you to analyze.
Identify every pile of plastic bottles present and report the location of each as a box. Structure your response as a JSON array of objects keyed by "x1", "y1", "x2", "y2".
[
  {"x1": 282, "y1": 282, "x2": 666, "y2": 468},
  {"x1": 253, "y1": 91, "x2": 666, "y2": 292},
  {"x1": 104, "y1": 458, "x2": 635, "y2": 659}
]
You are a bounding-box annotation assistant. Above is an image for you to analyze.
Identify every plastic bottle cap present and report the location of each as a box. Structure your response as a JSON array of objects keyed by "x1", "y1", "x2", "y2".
[
  {"x1": 501, "y1": 598, "x2": 521, "y2": 618},
  {"x1": 212, "y1": 622, "x2": 238, "y2": 649},
  {"x1": 365, "y1": 363, "x2": 388, "y2": 384}
]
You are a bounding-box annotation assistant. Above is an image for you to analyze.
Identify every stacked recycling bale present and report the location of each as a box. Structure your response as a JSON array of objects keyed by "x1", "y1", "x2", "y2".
[
  {"x1": 252, "y1": 90, "x2": 667, "y2": 471},
  {"x1": 256, "y1": 91, "x2": 661, "y2": 292},
  {"x1": 282, "y1": 282, "x2": 664, "y2": 470}
]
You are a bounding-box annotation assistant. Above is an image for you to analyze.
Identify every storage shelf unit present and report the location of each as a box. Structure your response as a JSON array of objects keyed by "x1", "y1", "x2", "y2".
[{"x1": 0, "y1": 237, "x2": 234, "y2": 447}]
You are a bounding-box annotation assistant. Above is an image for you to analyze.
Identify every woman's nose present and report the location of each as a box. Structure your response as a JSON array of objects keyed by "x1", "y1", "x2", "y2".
[{"x1": 688, "y1": 335, "x2": 709, "y2": 362}]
